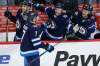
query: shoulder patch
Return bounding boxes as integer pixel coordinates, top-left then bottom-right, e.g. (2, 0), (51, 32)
(75, 11), (78, 15)
(63, 15), (68, 18)
(23, 25), (28, 30)
(91, 16), (95, 19)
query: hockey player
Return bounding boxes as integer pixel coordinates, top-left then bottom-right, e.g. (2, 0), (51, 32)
(21, 13), (54, 66)
(45, 3), (74, 40)
(33, 3), (73, 40)
(4, 1), (33, 41)
(73, 4), (96, 39)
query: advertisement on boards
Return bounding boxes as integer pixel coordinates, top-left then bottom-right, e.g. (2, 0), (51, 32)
(0, 0), (100, 66)
(0, 41), (100, 66)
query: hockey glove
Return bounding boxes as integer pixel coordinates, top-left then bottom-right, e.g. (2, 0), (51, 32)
(73, 24), (80, 33)
(45, 43), (54, 52)
(4, 10), (12, 17)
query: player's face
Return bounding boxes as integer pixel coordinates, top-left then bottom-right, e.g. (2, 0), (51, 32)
(27, 6), (32, 11)
(55, 8), (63, 15)
(82, 10), (89, 18)
(22, 5), (28, 12)
(32, 16), (39, 25)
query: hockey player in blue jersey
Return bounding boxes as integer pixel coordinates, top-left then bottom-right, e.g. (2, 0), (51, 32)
(73, 4), (96, 39)
(4, 1), (33, 41)
(33, 2), (73, 40)
(21, 13), (54, 66)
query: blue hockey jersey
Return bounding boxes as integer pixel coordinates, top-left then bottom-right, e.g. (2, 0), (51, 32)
(20, 23), (46, 56)
(7, 10), (31, 41)
(32, 4), (74, 40)
(75, 16), (96, 39)
(44, 7), (73, 40)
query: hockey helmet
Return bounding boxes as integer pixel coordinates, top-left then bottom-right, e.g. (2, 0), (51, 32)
(45, 0), (54, 3)
(55, 3), (64, 9)
(21, 1), (32, 6)
(83, 4), (93, 12)
(30, 13), (38, 22)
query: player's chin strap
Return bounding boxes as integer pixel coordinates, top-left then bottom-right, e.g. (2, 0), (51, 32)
(25, 40), (64, 66)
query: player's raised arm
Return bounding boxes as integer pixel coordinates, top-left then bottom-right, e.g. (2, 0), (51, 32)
(4, 10), (17, 23)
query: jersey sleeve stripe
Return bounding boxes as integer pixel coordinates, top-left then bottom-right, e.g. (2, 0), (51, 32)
(33, 41), (42, 46)
(88, 25), (96, 29)
(44, 29), (63, 40)
(20, 50), (39, 56)
(31, 37), (40, 42)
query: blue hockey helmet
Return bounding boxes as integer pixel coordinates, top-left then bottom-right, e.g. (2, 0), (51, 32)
(45, 0), (54, 3)
(21, 1), (32, 6)
(55, 3), (64, 9)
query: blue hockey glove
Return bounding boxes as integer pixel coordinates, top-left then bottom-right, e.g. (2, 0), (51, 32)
(45, 44), (54, 52)
(4, 10), (12, 17)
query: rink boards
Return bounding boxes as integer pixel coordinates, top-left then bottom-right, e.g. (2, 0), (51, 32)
(0, 40), (100, 66)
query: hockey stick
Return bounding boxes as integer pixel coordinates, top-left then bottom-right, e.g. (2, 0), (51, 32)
(25, 40), (64, 66)
(6, 0), (9, 42)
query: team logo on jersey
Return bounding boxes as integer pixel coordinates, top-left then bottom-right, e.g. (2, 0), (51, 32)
(79, 26), (87, 35)
(23, 25), (28, 31)
(16, 20), (21, 29)
(63, 15), (68, 18)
